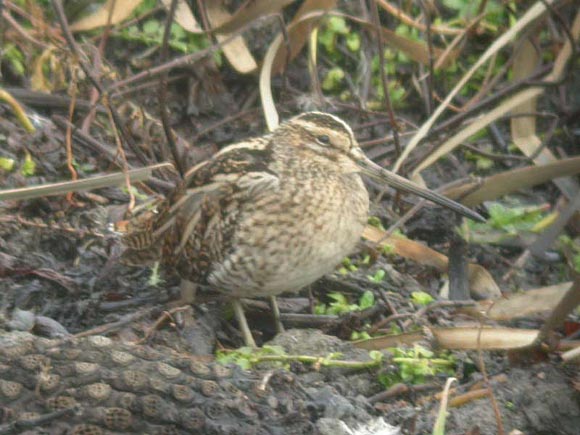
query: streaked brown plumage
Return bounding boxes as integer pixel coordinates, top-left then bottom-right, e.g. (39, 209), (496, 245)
(122, 112), (483, 346)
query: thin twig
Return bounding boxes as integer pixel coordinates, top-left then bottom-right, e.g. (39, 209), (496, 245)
(158, 0), (185, 178)
(370, 0), (401, 157)
(420, 0), (434, 115)
(50, 0), (148, 164)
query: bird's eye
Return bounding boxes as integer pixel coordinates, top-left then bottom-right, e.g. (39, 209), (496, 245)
(316, 135), (331, 145)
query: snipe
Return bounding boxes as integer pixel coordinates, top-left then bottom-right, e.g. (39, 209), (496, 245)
(122, 112), (483, 347)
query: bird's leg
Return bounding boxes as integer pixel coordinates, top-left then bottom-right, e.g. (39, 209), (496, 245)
(180, 279), (197, 304)
(232, 298), (257, 348)
(269, 296), (285, 334)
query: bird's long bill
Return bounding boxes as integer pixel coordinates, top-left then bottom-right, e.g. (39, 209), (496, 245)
(356, 154), (485, 222)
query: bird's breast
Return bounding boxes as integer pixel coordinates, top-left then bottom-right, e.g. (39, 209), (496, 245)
(208, 173), (370, 297)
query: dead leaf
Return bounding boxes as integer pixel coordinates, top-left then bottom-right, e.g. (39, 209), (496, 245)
(510, 37), (579, 200)
(463, 282), (574, 321)
(212, 0), (296, 34)
(272, 0), (337, 74)
(444, 156), (580, 207)
(362, 225), (501, 299)
(357, 20), (458, 68)
(70, 0), (143, 32)
(432, 327), (539, 350)
(206, 3), (257, 74)
(354, 326), (539, 350)
(160, 0), (202, 33)
(260, 34), (283, 131)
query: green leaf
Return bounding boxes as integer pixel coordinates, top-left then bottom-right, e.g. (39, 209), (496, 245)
(0, 157), (15, 172)
(4, 44), (25, 75)
(143, 19), (162, 36)
(411, 292), (434, 306)
(369, 350), (383, 362)
(345, 33), (361, 51)
(322, 67), (345, 91)
(328, 292), (348, 305)
(314, 304), (327, 315)
(326, 16), (349, 34)
(359, 291), (375, 309)
(380, 243), (395, 255)
(170, 23), (186, 40)
(367, 216), (385, 230)
(21, 153), (36, 176)
(368, 270), (386, 283)
(351, 330), (371, 341)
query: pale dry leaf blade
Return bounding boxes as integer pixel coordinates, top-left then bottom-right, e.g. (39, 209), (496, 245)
(160, 0), (202, 33)
(212, 0), (296, 34)
(353, 327), (539, 350)
(206, 3), (257, 74)
(362, 23), (457, 68)
(433, 377), (457, 435)
(260, 34), (282, 131)
(445, 156), (580, 206)
(431, 327), (539, 350)
(469, 282), (573, 321)
(70, 0), (143, 32)
(272, 0), (337, 74)
(511, 39), (539, 149)
(509, 15), (580, 200)
(0, 163), (173, 201)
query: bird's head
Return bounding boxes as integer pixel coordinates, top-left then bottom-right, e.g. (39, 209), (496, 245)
(272, 112), (484, 222)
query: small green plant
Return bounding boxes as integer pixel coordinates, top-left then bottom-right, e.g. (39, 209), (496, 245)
(442, 0), (506, 30)
(318, 16), (356, 55)
(21, 152), (36, 176)
(367, 269), (386, 283)
(350, 330), (371, 340)
(315, 290), (375, 315)
(367, 216), (385, 230)
(505, 401), (516, 411)
(119, 20), (221, 63)
(0, 157), (15, 172)
(379, 243), (396, 255)
(216, 345), (288, 370)
(217, 346), (383, 370)
(338, 256), (358, 275)
(359, 290), (375, 309)
(464, 149), (494, 171)
(411, 291), (434, 306)
(558, 236), (580, 273)
(122, 185), (149, 201)
(322, 67), (345, 91)
(470, 202), (549, 235)
(2, 44), (26, 77)
(317, 16), (370, 99)
(379, 345), (456, 387)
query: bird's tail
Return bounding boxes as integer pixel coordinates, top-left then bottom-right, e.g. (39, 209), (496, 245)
(115, 199), (169, 266)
